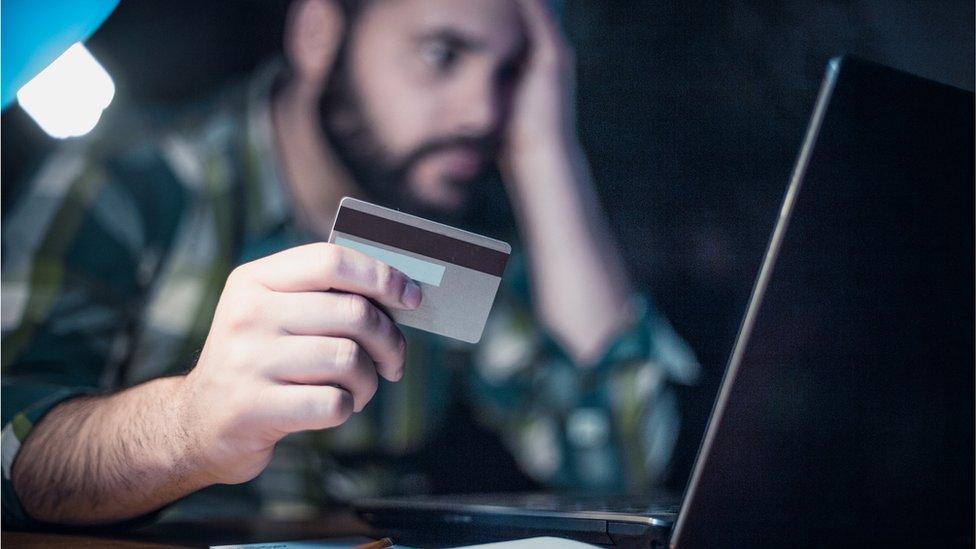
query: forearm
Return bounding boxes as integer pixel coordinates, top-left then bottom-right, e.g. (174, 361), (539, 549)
(507, 137), (634, 364)
(10, 376), (211, 525)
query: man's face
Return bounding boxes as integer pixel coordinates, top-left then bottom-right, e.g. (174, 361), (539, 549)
(323, 0), (525, 215)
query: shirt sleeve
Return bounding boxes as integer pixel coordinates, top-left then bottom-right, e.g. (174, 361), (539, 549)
(1, 147), (154, 526)
(467, 252), (700, 492)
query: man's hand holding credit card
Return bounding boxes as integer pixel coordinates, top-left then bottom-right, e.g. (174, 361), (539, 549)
(329, 197), (511, 343)
(157, 197), (507, 488)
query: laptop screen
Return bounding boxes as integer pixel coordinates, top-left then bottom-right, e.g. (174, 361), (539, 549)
(672, 57), (975, 547)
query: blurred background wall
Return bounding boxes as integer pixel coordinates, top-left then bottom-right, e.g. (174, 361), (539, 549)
(2, 0), (972, 488)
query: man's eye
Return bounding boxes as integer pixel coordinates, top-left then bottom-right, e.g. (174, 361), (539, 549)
(420, 42), (458, 72)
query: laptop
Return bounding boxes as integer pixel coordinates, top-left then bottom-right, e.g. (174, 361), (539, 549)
(355, 56), (975, 547)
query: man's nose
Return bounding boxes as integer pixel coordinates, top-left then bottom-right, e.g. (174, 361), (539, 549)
(452, 78), (500, 137)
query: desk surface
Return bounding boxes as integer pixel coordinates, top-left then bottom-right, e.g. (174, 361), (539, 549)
(3, 514), (379, 548)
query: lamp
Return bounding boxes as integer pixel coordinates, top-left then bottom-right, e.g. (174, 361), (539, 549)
(2, 0), (120, 138)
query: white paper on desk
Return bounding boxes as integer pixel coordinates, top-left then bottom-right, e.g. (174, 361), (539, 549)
(211, 537), (419, 549)
(449, 538), (601, 549)
(211, 535), (597, 549)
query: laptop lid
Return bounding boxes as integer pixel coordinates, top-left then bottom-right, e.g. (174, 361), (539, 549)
(670, 56), (975, 547)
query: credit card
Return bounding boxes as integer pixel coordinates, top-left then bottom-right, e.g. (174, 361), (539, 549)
(329, 197), (511, 344)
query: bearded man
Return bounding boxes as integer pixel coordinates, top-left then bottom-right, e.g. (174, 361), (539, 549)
(1, 0), (698, 526)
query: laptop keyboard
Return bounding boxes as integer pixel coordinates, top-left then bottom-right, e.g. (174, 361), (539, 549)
(400, 492), (681, 515)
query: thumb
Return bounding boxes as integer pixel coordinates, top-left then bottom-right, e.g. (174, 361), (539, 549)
(285, 0), (345, 88)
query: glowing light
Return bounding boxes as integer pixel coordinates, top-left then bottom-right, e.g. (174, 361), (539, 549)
(16, 42), (115, 139)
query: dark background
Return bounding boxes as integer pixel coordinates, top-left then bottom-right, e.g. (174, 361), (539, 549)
(2, 0), (973, 489)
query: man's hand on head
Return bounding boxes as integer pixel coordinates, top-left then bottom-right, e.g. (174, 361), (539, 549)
(503, 0), (579, 167)
(495, 0), (636, 366)
(180, 243), (421, 485)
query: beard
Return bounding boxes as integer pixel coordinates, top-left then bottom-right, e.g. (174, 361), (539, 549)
(318, 52), (511, 234)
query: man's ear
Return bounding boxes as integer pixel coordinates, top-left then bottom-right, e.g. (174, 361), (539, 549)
(283, 0), (344, 91)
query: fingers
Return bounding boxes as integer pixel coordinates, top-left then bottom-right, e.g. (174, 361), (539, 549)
(272, 291), (407, 381)
(269, 336), (380, 412)
(243, 243), (422, 311)
(517, 0), (569, 59)
(261, 384), (354, 433)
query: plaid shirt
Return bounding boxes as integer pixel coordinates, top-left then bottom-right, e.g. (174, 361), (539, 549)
(1, 63), (699, 524)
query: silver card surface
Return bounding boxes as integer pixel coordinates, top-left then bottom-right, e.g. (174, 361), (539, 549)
(328, 197), (511, 344)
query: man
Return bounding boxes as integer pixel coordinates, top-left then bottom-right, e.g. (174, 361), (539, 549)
(1, 0), (698, 526)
